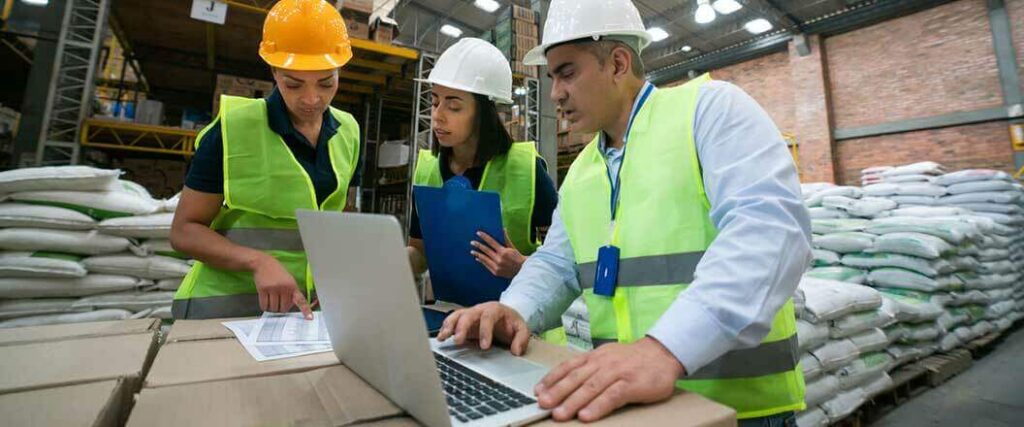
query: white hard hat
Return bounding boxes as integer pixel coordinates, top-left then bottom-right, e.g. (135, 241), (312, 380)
(523, 0), (652, 66)
(419, 38), (514, 104)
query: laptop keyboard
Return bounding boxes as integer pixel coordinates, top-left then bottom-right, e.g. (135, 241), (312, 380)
(434, 352), (538, 423)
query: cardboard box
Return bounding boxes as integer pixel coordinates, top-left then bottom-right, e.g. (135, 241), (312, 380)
(0, 332), (158, 395)
(371, 16), (399, 45)
(144, 338), (339, 389)
(0, 379), (128, 427)
(135, 332), (735, 427)
(212, 74), (274, 115)
(129, 366), (403, 427)
(511, 4), (536, 22)
(345, 15), (371, 40)
(0, 319), (158, 346)
(340, 0), (374, 15)
(163, 318), (242, 343)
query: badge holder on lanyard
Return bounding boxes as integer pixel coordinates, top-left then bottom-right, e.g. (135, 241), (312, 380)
(593, 152), (625, 298)
(591, 84), (652, 298)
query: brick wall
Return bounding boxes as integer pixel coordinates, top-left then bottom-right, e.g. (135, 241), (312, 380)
(826, 0), (1002, 129)
(710, 51), (796, 133)
(835, 122), (1017, 185)
(662, 0), (1017, 183)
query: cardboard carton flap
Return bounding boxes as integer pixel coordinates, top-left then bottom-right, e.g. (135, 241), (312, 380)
(0, 332), (158, 395)
(145, 338), (339, 389)
(129, 366), (403, 427)
(0, 319), (159, 346)
(0, 380), (124, 427)
(164, 318), (246, 343)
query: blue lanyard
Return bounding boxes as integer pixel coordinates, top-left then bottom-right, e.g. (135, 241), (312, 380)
(606, 84), (655, 222)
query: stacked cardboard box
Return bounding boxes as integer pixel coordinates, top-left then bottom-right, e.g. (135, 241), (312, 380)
(212, 74), (274, 116)
(371, 16), (399, 45)
(129, 318), (736, 427)
(118, 158), (187, 199)
(491, 3), (541, 78)
(0, 320), (160, 427)
(339, 0), (372, 40)
(556, 113), (596, 185)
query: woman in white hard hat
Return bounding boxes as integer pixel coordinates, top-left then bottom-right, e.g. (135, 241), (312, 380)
(169, 0), (361, 320)
(407, 38), (558, 286)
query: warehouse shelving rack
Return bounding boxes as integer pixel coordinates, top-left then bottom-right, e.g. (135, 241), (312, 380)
(34, 0), (112, 166)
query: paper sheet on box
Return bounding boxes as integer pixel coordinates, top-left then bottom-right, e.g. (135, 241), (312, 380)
(252, 312), (331, 344)
(221, 314), (331, 362)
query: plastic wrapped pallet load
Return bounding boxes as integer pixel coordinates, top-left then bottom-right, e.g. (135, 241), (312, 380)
(0, 228), (134, 255)
(96, 213), (173, 239)
(0, 308), (133, 328)
(0, 203), (97, 230)
(0, 166), (121, 193)
(81, 253), (191, 280)
(0, 275), (149, 299)
(0, 252), (88, 278)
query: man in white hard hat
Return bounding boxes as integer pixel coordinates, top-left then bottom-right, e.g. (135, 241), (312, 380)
(438, 0), (811, 425)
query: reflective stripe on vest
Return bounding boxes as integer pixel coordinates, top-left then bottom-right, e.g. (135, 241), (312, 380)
(412, 142), (540, 254)
(558, 74), (805, 419)
(173, 95), (360, 320)
(591, 333), (800, 380)
(577, 251), (705, 289)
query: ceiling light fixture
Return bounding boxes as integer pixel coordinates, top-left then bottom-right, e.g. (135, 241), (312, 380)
(20, 0), (49, 5)
(440, 24), (463, 38)
(647, 27), (669, 42)
(473, 0), (500, 13)
(681, 45), (693, 52)
(695, 0), (716, 24)
(712, 0), (742, 15)
(744, 18), (773, 34)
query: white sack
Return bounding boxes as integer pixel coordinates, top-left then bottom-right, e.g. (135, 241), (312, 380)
(0, 309), (133, 329)
(0, 166), (120, 193)
(813, 232), (876, 253)
(0, 274), (146, 298)
(82, 254), (191, 280)
(871, 232), (954, 259)
(0, 252), (87, 278)
(0, 228), (132, 255)
(0, 203), (97, 230)
(97, 213), (174, 239)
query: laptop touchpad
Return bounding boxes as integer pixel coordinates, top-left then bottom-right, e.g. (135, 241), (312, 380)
(450, 348), (547, 378)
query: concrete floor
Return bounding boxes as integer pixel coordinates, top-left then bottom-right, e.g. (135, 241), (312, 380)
(871, 327), (1024, 427)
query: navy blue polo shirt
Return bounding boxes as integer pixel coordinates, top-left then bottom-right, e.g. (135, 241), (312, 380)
(408, 151), (559, 242)
(186, 88), (362, 204)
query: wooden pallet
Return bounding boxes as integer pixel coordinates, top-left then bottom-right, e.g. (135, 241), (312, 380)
(966, 332), (1004, 359)
(919, 349), (973, 387)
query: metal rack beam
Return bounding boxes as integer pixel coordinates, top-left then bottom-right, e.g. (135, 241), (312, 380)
(80, 118), (197, 157)
(525, 77), (540, 144)
(35, 0), (111, 165)
(404, 52), (437, 238)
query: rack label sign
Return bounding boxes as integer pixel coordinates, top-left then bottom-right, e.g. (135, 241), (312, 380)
(191, 0), (228, 25)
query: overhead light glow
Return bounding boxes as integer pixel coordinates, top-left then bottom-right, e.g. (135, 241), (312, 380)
(20, 0), (49, 5)
(647, 27), (669, 42)
(712, 0), (742, 15)
(440, 24), (463, 38)
(681, 45), (693, 52)
(473, 0), (500, 13)
(695, 0), (716, 24)
(744, 18), (773, 34)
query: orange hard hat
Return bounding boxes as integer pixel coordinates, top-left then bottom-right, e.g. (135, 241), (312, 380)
(259, 0), (352, 71)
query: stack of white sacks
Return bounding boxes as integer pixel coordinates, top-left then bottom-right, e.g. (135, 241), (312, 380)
(0, 166), (188, 328)
(797, 163), (1024, 426)
(794, 277), (897, 427)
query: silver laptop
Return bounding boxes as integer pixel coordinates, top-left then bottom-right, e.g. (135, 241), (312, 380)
(297, 211), (551, 427)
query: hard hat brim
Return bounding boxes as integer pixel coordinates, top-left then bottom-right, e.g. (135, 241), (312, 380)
(523, 29), (653, 66)
(260, 50), (352, 71)
(415, 78), (515, 105)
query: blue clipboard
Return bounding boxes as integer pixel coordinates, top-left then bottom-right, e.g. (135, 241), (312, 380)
(413, 179), (511, 306)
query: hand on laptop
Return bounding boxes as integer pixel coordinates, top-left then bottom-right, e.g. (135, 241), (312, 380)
(252, 254), (313, 320)
(535, 337), (685, 422)
(436, 302), (531, 355)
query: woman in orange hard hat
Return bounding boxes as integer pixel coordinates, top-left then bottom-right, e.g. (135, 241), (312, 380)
(169, 0), (361, 320)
